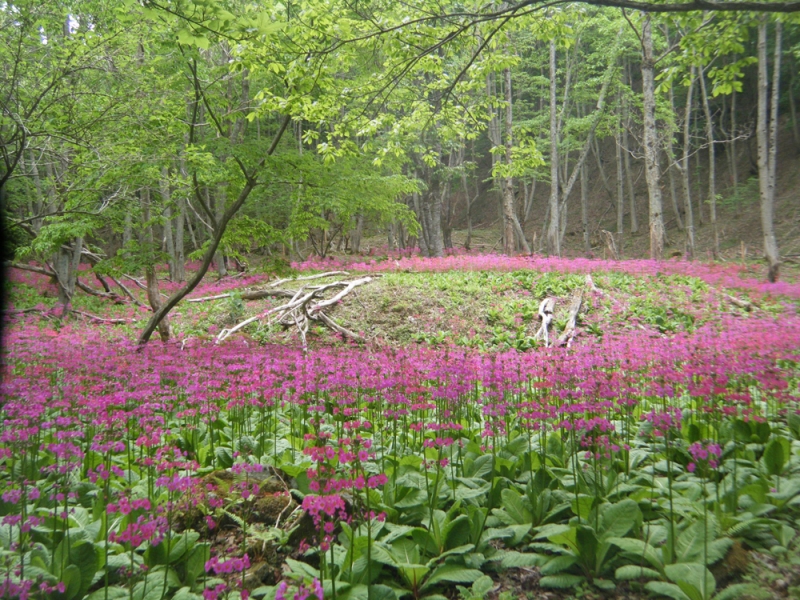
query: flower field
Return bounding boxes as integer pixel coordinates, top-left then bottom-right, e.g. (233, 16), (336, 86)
(2, 257), (800, 600)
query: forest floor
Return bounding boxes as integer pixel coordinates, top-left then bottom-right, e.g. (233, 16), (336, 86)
(6, 255), (800, 599)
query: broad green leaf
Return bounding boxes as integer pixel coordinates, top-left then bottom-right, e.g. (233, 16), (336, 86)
(615, 565), (662, 580)
(645, 581), (692, 600)
(420, 564), (482, 591)
(665, 563), (715, 600)
(763, 438), (786, 476)
(539, 574), (585, 588)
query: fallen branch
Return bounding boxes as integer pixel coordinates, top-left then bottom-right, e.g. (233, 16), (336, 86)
(268, 271), (350, 288)
(109, 275), (147, 309)
(724, 293), (757, 312)
(314, 311), (365, 342)
(557, 292), (584, 347)
(533, 297), (556, 347)
(217, 276), (372, 348)
(188, 289), (295, 303)
(73, 311), (129, 324)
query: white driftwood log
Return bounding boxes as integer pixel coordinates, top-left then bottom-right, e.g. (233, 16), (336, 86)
(534, 297), (556, 347)
(556, 292), (583, 347)
(217, 276), (372, 348)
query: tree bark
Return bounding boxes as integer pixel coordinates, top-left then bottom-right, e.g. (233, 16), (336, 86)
(641, 15), (665, 260)
(667, 81), (684, 232)
(211, 187), (228, 277)
(698, 69), (719, 258)
(53, 237), (83, 317)
(680, 66), (697, 259)
(547, 40), (561, 256)
(160, 167), (176, 280)
(623, 61), (639, 234)
(615, 128), (626, 253)
(174, 191), (186, 283)
(581, 160), (591, 255)
(757, 18), (781, 282)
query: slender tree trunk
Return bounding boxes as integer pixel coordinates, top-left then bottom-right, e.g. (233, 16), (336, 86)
(141, 187), (171, 341)
(681, 67), (696, 259)
(211, 187), (227, 277)
(730, 85), (739, 186)
(789, 57), (799, 153)
(581, 160), (591, 255)
(547, 40), (561, 256)
(426, 190), (444, 257)
(461, 169), (474, 250)
(26, 151), (44, 234)
(693, 106), (705, 226)
(615, 128), (626, 252)
(501, 67), (528, 254)
(352, 213), (364, 253)
(667, 82), (684, 232)
(699, 70), (718, 258)
(174, 193), (186, 283)
(757, 19), (781, 282)
(623, 61), (638, 234)
(160, 167), (176, 280)
(641, 16), (664, 260)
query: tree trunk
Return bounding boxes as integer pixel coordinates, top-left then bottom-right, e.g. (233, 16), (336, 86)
(790, 58), (799, 153)
(667, 81), (684, 232)
(211, 187), (227, 277)
(623, 61), (638, 234)
(53, 237), (83, 317)
(160, 167), (176, 280)
(352, 213), (364, 253)
(141, 187), (171, 341)
(425, 190), (444, 257)
(547, 40), (560, 256)
(757, 19), (781, 282)
(462, 169), (475, 250)
(730, 85), (739, 186)
(641, 16), (664, 260)
(174, 192), (186, 283)
(615, 129), (625, 253)
(501, 67), (526, 254)
(698, 70), (718, 258)
(581, 160), (591, 255)
(680, 67), (696, 259)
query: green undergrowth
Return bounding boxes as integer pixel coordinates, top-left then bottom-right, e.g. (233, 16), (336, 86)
(226, 269), (760, 351)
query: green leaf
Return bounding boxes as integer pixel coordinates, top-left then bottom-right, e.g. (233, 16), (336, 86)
(500, 488), (529, 525)
(645, 581), (692, 600)
(172, 588), (204, 600)
(615, 565), (662, 580)
(86, 587), (128, 600)
(62, 564), (82, 600)
(420, 564), (482, 591)
(712, 583), (752, 600)
(541, 554), (577, 575)
(763, 438), (786, 476)
(539, 574), (585, 588)
(608, 537), (663, 571)
(215, 447), (234, 468)
(665, 563), (715, 600)
(444, 515), (473, 550)
(499, 551), (544, 568)
(600, 500), (640, 539)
